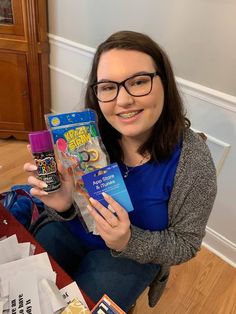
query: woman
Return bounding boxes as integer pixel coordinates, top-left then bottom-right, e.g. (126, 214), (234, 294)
(24, 31), (217, 312)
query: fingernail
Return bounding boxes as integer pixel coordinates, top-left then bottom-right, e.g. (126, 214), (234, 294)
(89, 197), (95, 203)
(41, 182), (48, 188)
(30, 165), (37, 171)
(87, 205), (93, 212)
(102, 192), (109, 198)
(108, 204), (115, 213)
(40, 190), (48, 195)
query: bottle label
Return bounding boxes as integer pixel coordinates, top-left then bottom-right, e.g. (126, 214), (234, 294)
(33, 151), (61, 192)
(35, 156), (57, 175)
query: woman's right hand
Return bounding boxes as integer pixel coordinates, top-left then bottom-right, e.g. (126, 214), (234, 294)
(23, 159), (74, 212)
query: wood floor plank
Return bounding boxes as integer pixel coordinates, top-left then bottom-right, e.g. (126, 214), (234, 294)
(1, 138), (236, 313)
(0, 138), (31, 192)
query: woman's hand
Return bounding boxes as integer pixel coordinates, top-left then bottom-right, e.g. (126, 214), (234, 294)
(87, 192), (131, 251)
(23, 158), (74, 212)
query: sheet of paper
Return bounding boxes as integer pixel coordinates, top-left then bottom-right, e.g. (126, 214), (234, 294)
(9, 271), (41, 314)
(60, 282), (87, 308)
(39, 279), (66, 314)
(0, 235), (21, 264)
(3, 265), (56, 312)
(0, 237), (88, 314)
(0, 252), (52, 278)
(8, 271), (67, 314)
(0, 253), (54, 303)
(19, 242), (31, 258)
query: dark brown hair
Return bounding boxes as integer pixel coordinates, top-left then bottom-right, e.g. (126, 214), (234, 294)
(85, 30), (190, 162)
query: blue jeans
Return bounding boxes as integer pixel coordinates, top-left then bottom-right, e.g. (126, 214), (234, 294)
(35, 221), (160, 312)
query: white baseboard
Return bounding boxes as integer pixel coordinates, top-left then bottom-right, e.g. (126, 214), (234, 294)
(203, 227), (236, 268)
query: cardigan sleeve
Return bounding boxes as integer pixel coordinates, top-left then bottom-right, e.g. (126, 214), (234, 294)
(111, 131), (217, 266)
(45, 204), (77, 221)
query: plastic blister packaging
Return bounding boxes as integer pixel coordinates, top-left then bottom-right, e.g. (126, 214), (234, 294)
(45, 109), (110, 233)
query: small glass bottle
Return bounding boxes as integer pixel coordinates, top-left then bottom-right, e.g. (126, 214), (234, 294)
(29, 130), (61, 192)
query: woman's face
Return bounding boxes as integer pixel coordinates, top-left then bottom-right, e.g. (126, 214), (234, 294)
(97, 49), (164, 142)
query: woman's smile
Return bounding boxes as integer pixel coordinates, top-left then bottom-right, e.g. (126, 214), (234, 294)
(116, 109), (143, 121)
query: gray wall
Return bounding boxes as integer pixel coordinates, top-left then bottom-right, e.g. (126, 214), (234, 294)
(48, 0), (236, 97)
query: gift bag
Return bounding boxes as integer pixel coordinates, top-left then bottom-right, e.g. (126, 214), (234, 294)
(0, 185), (44, 230)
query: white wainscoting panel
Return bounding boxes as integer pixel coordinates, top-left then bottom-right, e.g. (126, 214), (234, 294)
(50, 68), (85, 113)
(49, 34), (94, 112)
(178, 84), (236, 267)
(191, 127), (231, 176)
(48, 33), (236, 267)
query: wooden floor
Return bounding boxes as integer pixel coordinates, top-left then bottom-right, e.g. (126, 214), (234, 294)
(1, 138), (236, 314)
(0, 138), (32, 193)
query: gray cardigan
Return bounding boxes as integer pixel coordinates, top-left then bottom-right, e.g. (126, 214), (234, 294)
(112, 128), (217, 306)
(35, 128), (217, 307)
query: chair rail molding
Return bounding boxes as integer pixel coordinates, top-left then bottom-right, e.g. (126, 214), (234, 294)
(48, 33), (236, 112)
(176, 77), (236, 113)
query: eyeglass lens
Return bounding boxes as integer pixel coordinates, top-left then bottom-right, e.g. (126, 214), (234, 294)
(95, 74), (153, 102)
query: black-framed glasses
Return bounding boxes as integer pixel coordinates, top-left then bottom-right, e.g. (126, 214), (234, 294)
(91, 71), (160, 103)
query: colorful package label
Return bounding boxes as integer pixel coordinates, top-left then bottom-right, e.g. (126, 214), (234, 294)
(82, 163), (134, 213)
(47, 110), (97, 128)
(91, 294), (126, 314)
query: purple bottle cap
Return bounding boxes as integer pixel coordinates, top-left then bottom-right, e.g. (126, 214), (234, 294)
(29, 130), (54, 153)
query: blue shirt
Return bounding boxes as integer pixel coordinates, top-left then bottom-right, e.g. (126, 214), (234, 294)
(66, 143), (182, 249)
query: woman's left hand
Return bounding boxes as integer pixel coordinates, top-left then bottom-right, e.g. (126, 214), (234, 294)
(87, 192), (131, 252)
